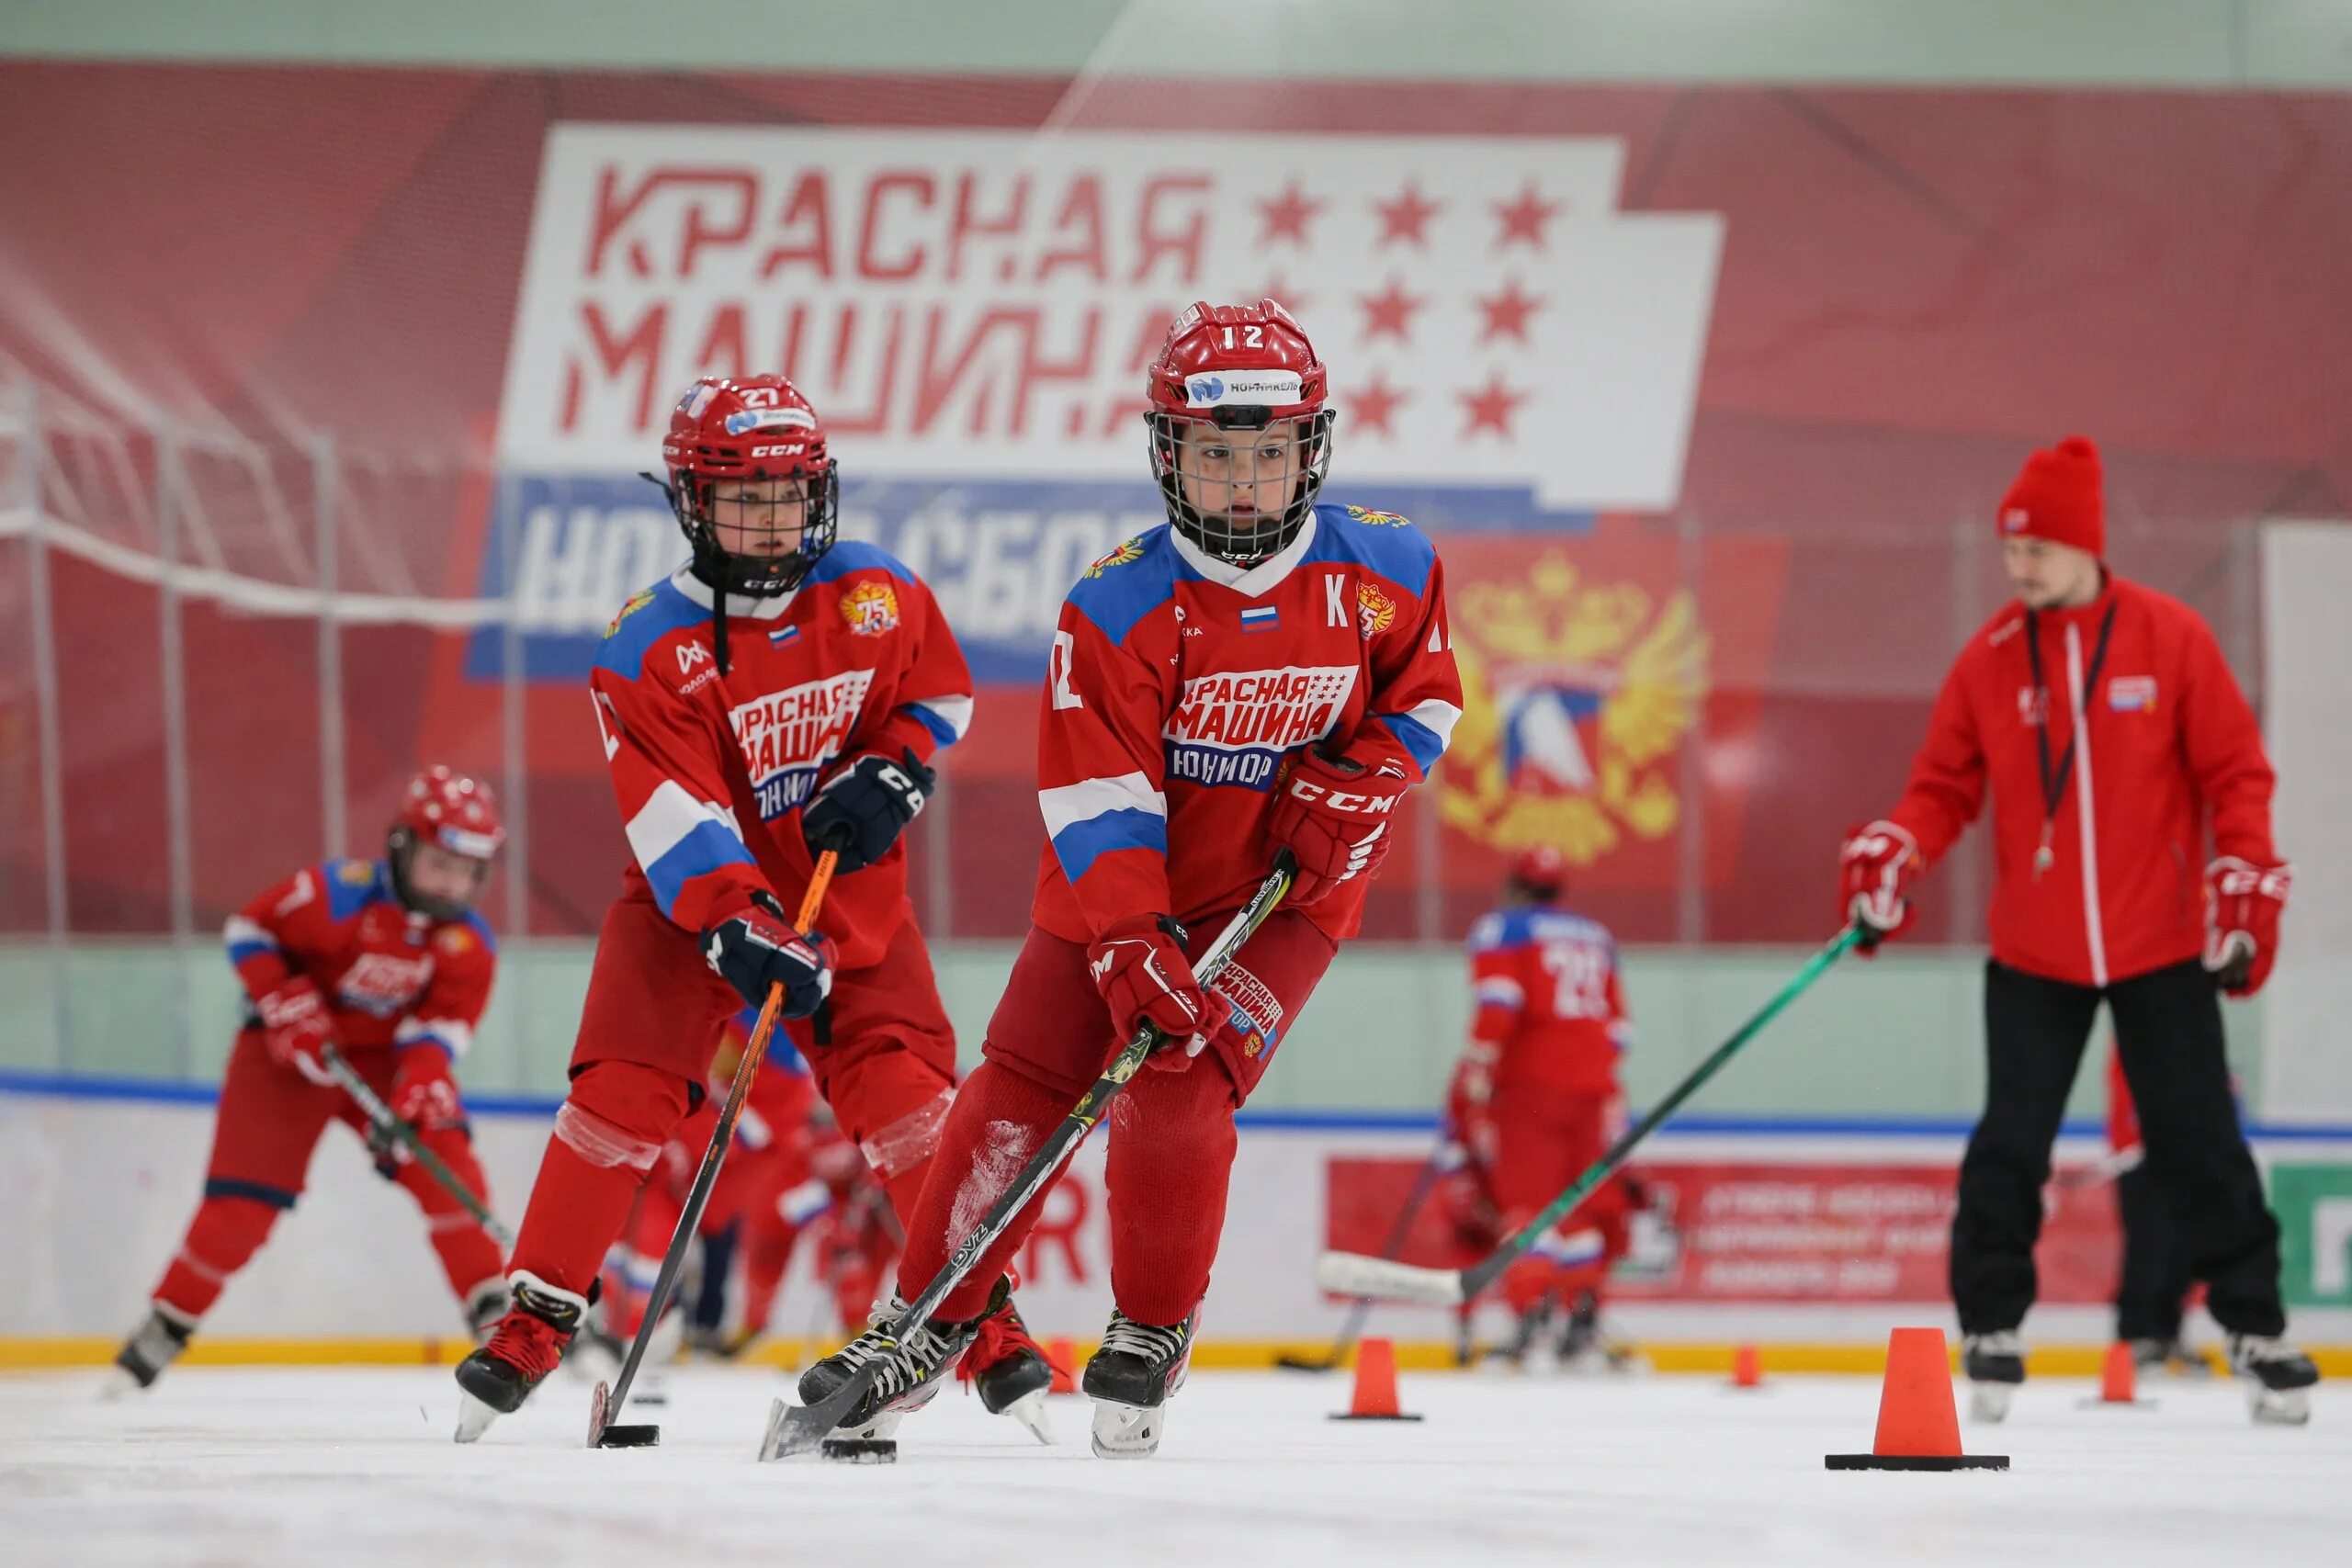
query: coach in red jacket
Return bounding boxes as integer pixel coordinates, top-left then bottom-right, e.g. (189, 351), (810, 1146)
(1838, 435), (2316, 1423)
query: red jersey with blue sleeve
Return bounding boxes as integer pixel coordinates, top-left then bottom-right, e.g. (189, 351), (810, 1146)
(590, 545), (972, 971)
(221, 858), (497, 1058)
(1464, 903), (1629, 1099)
(1032, 501), (1463, 943)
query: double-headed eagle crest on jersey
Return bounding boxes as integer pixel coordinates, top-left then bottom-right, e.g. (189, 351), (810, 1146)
(1439, 552), (1709, 865)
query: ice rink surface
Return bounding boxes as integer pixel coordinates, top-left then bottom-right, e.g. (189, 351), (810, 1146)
(5, 1363), (2346, 1568)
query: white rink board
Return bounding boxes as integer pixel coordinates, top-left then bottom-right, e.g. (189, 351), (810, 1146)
(9, 1366), (2352, 1568)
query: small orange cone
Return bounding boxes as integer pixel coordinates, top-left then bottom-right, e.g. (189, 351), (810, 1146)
(1730, 1343), (1764, 1390)
(2076, 1339), (2156, 1409)
(1329, 1336), (1423, 1422)
(1046, 1337), (1077, 1395)
(1826, 1327), (2007, 1471)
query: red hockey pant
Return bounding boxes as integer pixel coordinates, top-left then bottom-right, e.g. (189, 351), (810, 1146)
(1487, 1089), (1632, 1314)
(508, 893), (954, 1299)
(895, 909), (1335, 1327)
(153, 1032), (504, 1322)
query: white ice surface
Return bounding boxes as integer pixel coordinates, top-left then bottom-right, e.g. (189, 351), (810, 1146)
(5, 1365), (2346, 1568)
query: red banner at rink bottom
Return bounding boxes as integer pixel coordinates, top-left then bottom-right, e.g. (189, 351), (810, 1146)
(1326, 1154), (2124, 1304)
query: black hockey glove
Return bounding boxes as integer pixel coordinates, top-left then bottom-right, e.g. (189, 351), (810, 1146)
(700, 888), (837, 1020)
(801, 747), (935, 873)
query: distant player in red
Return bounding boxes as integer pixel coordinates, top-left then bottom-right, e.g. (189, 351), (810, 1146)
(455, 375), (1051, 1440)
(109, 767), (509, 1393)
(1446, 845), (1638, 1371)
(802, 299), (1464, 1458)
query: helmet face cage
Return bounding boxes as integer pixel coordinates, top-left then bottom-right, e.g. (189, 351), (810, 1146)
(670, 460), (841, 597)
(386, 826), (492, 922)
(1148, 406), (1335, 567)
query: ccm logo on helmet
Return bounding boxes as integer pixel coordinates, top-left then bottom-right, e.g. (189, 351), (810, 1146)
(1283, 776), (1400, 816)
(750, 443), (808, 458)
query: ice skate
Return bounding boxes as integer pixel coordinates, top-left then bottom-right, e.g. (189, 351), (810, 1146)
(1487, 1297), (1557, 1374)
(2129, 1336), (2212, 1379)
(1555, 1290), (1645, 1376)
(1084, 1309), (1196, 1460)
(452, 1272), (587, 1443)
(463, 1278), (510, 1344)
(1962, 1330), (2025, 1423)
(103, 1303), (196, 1398)
(960, 1291), (1057, 1445)
(769, 1277), (1008, 1455)
(2228, 1333), (2318, 1426)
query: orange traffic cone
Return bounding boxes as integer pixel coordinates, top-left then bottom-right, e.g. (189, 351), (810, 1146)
(1046, 1337), (1078, 1395)
(1329, 1336), (1423, 1422)
(1826, 1327), (2007, 1471)
(1729, 1343), (1764, 1390)
(2078, 1340), (2154, 1409)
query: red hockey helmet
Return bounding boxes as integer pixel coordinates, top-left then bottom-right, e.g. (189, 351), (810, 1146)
(656, 374), (840, 598)
(1145, 299), (1334, 566)
(387, 765), (503, 920)
(1510, 844), (1569, 903)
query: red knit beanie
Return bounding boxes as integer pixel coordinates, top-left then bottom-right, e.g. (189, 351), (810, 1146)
(1996, 435), (2105, 557)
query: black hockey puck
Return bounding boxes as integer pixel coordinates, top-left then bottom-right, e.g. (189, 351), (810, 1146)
(820, 1437), (899, 1464)
(1825, 1452), (2007, 1471)
(596, 1423), (662, 1448)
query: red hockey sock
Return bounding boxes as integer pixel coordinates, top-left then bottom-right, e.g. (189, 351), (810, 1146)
(153, 1192), (284, 1320)
(894, 1060), (1069, 1321)
(1103, 1055), (1238, 1326)
(508, 1061), (693, 1297)
(395, 1134), (506, 1302)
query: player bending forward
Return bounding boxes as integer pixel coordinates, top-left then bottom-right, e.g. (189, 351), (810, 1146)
(800, 299), (1464, 1458)
(111, 768), (509, 1392)
(455, 375), (1052, 1439)
(1448, 845), (1640, 1372)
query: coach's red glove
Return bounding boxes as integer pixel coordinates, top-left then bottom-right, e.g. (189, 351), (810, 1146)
(701, 888), (837, 1021)
(255, 978), (338, 1086)
(1087, 914), (1213, 1068)
(1838, 820), (1921, 953)
(2204, 856), (2290, 998)
(1268, 749), (1410, 907)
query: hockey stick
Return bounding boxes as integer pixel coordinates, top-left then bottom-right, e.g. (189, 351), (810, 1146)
(1315, 923), (1865, 1307)
(321, 1044), (514, 1250)
(760, 851), (1297, 1461)
(589, 847), (841, 1449)
(1274, 1134), (1456, 1372)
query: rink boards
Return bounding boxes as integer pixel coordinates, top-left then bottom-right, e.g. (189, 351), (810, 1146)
(4, 1079), (2350, 1369)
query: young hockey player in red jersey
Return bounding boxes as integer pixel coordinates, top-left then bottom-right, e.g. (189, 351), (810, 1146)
(109, 767), (509, 1392)
(800, 299), (1464, 1458)
(1446, 845), (1639, 1371)
(455, 375), (1052, 1439)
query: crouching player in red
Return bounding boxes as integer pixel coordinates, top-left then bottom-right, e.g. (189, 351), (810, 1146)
(110, 768), (509, 1392)
(801, 299), (1464, 1458)
(1447, 845), (1640, 1372)
(455, 375), (1051, 1439)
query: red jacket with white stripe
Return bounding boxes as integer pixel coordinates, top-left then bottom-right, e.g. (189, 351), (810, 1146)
(1879, 574), (2276, 987)
(222, 859), (495, 1059)
(1464, 903), (1629, 1099)
(1031, 502), (1463, 944)
(590, 547), (971, 969)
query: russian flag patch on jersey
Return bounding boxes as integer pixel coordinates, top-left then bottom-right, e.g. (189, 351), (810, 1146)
(2108, 675), (2157, 713)
(1239, 604), (1281, 634)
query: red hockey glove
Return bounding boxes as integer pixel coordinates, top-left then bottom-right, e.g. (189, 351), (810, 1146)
(372, 1043), (467, 1176)
(1838, 820), (1921, 953)
(1087, 914), (1213, 1068)
(2204, 856), (2290, 998)
(701, 888), (837, 1021)
(1268, 749), (1411, 907)
(255, 978), (338, 1086)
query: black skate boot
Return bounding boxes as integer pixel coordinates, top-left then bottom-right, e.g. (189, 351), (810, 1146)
(1555, 1289), (1640, 1375)
(1491, 1295), (1557, 1372)
(959, 1290), (1058, 1444)
(1962, 1330), (2026, 1423)
(1083, 1308), (1197, 1459)
(2228, 1333), (2318, 1426)
(768, 1277), (1009, 1455)
(105, 1303), (196, 1397)
(452, 1271), (587, 1443)
(2129, 1336), (2211, 1379)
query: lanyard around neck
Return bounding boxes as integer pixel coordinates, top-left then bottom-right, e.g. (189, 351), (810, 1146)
(2024, 600), (2118, 875)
